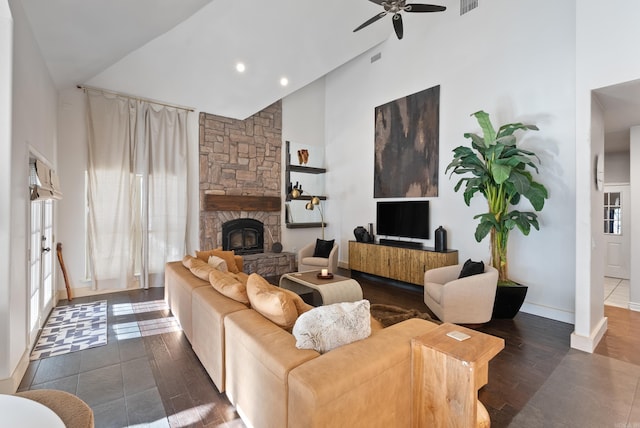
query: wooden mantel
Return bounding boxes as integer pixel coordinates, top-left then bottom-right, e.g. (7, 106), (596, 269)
(204, 195), (281, 212)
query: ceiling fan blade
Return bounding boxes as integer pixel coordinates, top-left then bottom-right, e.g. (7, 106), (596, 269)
(405, 4), (447, 12)
(393, 13), (404, 39)
(354, 12), (387, 32)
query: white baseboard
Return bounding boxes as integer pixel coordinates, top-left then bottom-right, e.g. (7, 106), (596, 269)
(0, 349), (30, 394)
(519, 301), (575, 324)
(56, 284), (158, 300)
(570, 316), (608, 353)
(628, 301), (640, 312)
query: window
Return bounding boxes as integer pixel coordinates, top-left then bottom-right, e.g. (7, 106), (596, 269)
(604, 192), (622, 235)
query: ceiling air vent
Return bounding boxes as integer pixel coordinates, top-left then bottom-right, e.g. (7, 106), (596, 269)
(460, 0), (478, 15)
(371, 52), (382, 63)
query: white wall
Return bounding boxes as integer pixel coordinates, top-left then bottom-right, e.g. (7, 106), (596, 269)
(605, 151), (630, 184)
(281, 77), (328, 257)
(573, 0), (640, 351)
(629, 127), (640, 308)
(0, 0), (14, 387)
(1, 0), (58, 392)
(56, 89), (90, 291)
(323, 0), (577, 322)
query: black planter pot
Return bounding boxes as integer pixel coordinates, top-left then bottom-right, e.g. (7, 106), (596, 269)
(492, 284), (528, 319)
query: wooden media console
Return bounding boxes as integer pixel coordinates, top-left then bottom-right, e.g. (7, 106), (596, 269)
(348, 241), (458, 286)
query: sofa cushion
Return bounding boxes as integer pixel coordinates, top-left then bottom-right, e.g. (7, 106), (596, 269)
(246, 273), (310, 330)
(209, 269), (249, 305)
(207, 255), (229, 273)
(292, 300), (372, 354)
(196, 249), (240, 274)
(312, 239), (335, 258)
(300, 256), (331, 268)
(459, 259), (485, 278)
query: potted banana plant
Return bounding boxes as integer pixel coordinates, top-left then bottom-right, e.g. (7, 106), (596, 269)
(446, 111), (549, 318)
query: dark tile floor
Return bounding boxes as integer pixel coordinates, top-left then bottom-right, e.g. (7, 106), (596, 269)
(18, 287), (241, 428)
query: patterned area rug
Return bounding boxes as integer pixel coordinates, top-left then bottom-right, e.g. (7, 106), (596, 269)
(30, 300), (107, 360)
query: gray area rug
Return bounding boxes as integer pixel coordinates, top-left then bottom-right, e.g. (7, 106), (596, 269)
(30, 300), (107, 360)
(510, 350), (640, 427)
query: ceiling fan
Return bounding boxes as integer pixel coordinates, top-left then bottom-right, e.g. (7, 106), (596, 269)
(354, 0), (446, 40)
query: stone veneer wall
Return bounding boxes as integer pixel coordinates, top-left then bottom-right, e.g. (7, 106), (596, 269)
(199, 101), (282, 251)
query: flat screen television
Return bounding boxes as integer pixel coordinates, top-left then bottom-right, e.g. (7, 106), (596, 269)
(376, 201), (430, 240)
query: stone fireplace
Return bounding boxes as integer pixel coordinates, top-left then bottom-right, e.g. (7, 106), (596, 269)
(199, 101), (282, 251)
(222, 218), (264, 255)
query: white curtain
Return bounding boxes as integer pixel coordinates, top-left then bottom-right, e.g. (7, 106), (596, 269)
(86, 91), (188, 289)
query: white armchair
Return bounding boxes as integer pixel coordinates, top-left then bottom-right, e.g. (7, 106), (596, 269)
(297, 242), (339, 273)
(424, 263), (498, 324)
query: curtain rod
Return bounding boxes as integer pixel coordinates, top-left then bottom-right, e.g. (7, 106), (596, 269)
(76, 84), (195, 112)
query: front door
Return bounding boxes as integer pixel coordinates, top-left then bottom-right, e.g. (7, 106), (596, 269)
(604, 185), (630, 279)
(28, 199), (55, 343)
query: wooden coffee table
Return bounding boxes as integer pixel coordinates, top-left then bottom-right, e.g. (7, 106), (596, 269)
(279, 271), (363, 306)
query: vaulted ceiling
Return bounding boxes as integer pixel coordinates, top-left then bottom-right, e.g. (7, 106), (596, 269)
(19, 0), (640, 145)
(20, 0), (393, 118)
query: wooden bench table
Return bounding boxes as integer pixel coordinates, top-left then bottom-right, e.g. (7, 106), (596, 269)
(411, 322), (504, 427)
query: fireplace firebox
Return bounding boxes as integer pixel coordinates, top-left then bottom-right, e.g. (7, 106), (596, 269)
(222, 218), (264, 255)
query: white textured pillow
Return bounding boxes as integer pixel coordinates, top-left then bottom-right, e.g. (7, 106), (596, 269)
(208, 255), (228, 273)
(293, 300), (371, 353)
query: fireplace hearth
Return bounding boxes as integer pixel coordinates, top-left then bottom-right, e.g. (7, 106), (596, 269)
(222, 218), (264, 255)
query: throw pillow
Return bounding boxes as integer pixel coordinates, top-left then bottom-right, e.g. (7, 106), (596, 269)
(292, 300), (371, 354)
(246, 273), (310, 330)
(231, 272), (250, 286)
(195, 249), (240, 274)
(209, 269), (249, 305)
(459, 259), (485, 278)
(207, 255), (228, 273)
(182, 255), (196, 269)
(312, 239), (335, 258)
(189, 258), (215, 281)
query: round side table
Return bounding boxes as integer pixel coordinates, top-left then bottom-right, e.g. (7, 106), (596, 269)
(0, 393), (65, 428)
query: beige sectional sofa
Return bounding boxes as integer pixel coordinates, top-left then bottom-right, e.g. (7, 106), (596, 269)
(165, 253), (440, 428)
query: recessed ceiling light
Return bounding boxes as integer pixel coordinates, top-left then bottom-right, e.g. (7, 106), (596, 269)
(236, 62), (246, 73)
(280, 77), (289, 87)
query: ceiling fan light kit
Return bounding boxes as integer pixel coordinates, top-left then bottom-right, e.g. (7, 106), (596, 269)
(354, 0), (446, 40)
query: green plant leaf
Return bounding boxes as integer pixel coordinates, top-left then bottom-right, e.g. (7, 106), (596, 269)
(491, 163), (511, 184)
(463, 188), (478, 206)
(497, 123), (538, 138)
(474, 220), (494, 242)
(472, 111), (496, 147)
(495, 135), (516, 147)
(524, 182), (548, 211)
(506, 211), (540, 234)
(509, 170), (531, 195)
(464, 133), (486, 152)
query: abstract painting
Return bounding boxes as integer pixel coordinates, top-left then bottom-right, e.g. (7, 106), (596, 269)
(374, 85), (440, 198)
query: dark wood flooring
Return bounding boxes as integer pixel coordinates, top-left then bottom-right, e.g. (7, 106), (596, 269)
(353, 270), (574, 427)
(22, 270), (634, 427)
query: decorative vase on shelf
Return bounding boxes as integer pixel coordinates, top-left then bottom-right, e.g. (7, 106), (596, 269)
(435, 226), (447, 252)
(354, 226), (367, 242)
(297, 149), (309, 165)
